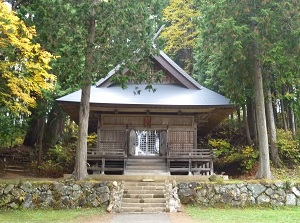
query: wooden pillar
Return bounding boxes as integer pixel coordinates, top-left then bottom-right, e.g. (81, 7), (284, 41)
(193, 123), (197, 152)
(210, 159), (214, 175)
(188, 158), (192, 175)
(97, 114), (101, 149)
(166, 126), (170, 174)
(101, 158), (105, 175)
(125, 127), (129, 157)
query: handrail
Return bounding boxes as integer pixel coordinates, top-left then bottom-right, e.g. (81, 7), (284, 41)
(167, 148), (213, 158)
(87, 142), (126, 158)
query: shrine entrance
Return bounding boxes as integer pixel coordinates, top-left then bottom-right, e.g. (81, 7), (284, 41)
(134, 130), (160, 155)
(128, 130), (166, 156)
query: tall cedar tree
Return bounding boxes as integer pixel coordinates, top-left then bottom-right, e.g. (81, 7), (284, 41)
(195, 0), (300, 179)
(18, 0), (165, 180)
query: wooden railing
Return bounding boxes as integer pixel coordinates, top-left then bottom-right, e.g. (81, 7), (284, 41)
(167, 147), (213, 159)
(87, 142), (126, 174)
(167, 146), (214, 175)
(87, 142), (126, 159)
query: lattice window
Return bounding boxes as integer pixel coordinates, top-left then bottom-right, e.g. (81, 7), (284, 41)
(101, 130), (126, 142)
(168, 131), (194, 155)
(135, 130), (160, 155)
(99, 130), (126, 152)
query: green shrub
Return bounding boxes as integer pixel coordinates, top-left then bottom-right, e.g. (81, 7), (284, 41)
(31, 145), (75, 177)
(240, 146), (259, 172)
(208, 139), (231, 157)
(87, 133), (97, 148)
(38, 160), (64, 178)
(276, 129), (300, 167)
(209, 138), (258, 174)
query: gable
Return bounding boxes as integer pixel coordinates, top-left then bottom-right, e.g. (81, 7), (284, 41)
(96, 51), (201, 90)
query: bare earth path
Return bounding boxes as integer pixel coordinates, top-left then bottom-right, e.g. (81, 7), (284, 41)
(75, 209), (197, 223)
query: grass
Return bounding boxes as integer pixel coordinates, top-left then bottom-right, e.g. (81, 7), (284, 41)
(186, 206), (300, 223)
(0, 207), (106, 223)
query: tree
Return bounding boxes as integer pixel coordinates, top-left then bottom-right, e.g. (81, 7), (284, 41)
(19, 0), (165, 180)
(0, 2), (55, 115)
(161, 0), (200, 74)
(195, 0), (300, 179)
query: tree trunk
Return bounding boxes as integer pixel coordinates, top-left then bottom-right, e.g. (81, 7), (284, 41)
(281, 99), (288, 131)
(290, 107), (296, 138)
(253, 39), (272, 179)
(237, 107), (241, 129)
(266, 88), (279, 168)
(38, 116), (46, 165)
(252, 102), (258, 147)
(287, 86), (296, 137)
(23, 113), (42, 147)
(243, 105), (253, 145)
(73, 1), (96, 181)
(246, 98), (257, 144)
(44, 104), (66, 147)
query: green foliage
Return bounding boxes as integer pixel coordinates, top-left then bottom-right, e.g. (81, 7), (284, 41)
(35, 160), (64, 178)
(209, 138), (258, 174)
(161, 0), (200, 73)
(272, 166), (300, 181)
(276, 129), (300, 166)
(0, 108), (28, 147)
(240, 146), (259, 172)
(87, 133), (97, 148)
(32, 145), (75, 177)
(0, 2), (56, 115)
(208, 139), (231, 157)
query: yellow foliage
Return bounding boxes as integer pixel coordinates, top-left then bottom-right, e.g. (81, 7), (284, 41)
(161, 0), (200, 54)
(0, 3), (56, 114)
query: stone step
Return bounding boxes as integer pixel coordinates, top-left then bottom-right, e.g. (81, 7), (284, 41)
(126, 164), (167, 170)
(125, 172), (169, 176)
(125, 158), (168, 175)
(127, 158), (166, 162)
(121, 180), (167, 213)
(123, 185), (165, 190)
(4, 165), (26, 172)
(123, 193), (165, 199)
(124, 189), (165, 195)
(124, 182), (165, 186)
(121, 202), (166, 208)
(122, 197), (166, 203)
(4, 168), (26, 172)
(126, 159), (166, 165)
(120, 206), (166, 213)
(125, 169), (167, 173)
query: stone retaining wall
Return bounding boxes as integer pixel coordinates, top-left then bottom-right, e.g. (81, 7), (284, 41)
(0, 180), (110, 209)
(178, 181), (300, 207)
(2, 180), (300, 209)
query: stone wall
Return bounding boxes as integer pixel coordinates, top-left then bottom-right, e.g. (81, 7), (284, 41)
(0, 180), (110, 209)
(178, 181), (300, 207)
(2, 180), (300, 210)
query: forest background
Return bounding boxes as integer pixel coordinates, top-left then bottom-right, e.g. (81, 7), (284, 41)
(0, 0), (299, 180)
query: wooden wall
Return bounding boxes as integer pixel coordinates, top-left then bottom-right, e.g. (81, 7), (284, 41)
(97, 114), (197, 154)
(101, 114), (194, 128)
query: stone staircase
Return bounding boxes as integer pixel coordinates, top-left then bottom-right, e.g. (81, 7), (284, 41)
(121, 181), (167, 213)
(125, 158), (168, 175)
(4, 164), (26, 173)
